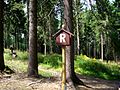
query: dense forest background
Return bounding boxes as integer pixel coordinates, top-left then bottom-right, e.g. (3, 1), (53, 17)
(0, 0), (120, 89)
(3, 0), (120, 62)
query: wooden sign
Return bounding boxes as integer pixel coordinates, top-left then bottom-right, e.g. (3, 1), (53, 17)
(53, 29), (74, 46)
(53, 29), (74, 90)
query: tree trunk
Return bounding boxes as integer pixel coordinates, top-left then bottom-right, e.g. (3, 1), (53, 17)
(0, 0), (5, 71)
(89, 43), (91, 57)
(101, 32), (103, 61)
(4, 27), (7, 48)
(76, 19), (80, 55)
(28, 0), (38, 77)
(87, 41), (89, 56)
(15, 27), (17, 49)
(63, 0), (84, 88)
(26, 0), (29, 51)
(44, 38), (47, 55)
(48, 16), (53, 54)
(43, 26), (47, 56)
(93, 40), (96, 58)
(75, 0), (80, 55)
(59, 0), (63, 28)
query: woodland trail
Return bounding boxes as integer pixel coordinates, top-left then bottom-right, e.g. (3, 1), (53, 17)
(0, 67), (119, 90)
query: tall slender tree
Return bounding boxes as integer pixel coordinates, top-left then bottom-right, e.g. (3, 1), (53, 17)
(0, 0), (5, 71)
(28, 0), (38, 77)
(100, 32), (104, 61)
(74, 0), (80, 55)
(63, 0), (84, 89)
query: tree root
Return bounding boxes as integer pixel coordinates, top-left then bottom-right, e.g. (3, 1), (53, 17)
(4, 66), (15, 74)
(66, 73), (92, 90)
(73, 74), (92, 89)
(66, 78), (76, 90)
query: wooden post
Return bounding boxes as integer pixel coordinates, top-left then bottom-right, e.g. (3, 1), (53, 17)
(62, 46), (66, 90)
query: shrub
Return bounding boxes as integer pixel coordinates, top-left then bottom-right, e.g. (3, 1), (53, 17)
(38, 54), (62, 68)
(4, 49), (28, 61)
(4, 53), (12, 60)
(16, 51), (28, 61)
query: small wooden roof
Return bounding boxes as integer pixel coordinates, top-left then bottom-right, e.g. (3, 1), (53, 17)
(53, 29), (74, 37)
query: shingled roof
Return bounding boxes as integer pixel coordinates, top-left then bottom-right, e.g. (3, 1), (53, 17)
(53, 29), (74, 37)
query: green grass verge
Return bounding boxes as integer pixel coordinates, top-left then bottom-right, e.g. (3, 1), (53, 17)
(4, 49), (120, 80)
(75, 55), (120, 80)
(4, 49), (53, 77)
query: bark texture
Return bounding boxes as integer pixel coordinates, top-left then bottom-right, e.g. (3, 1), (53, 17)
(63, 0), (84, 89)
(28, 0), (38, 77)
(0, 0), (5, 71)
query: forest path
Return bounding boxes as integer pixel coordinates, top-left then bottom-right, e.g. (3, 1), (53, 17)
(76, 74), (120, 90)
(0, 66), (119, 90)
(38, 65), (120, 90)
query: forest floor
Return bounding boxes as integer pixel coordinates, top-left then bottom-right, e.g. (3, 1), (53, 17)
(0, 66), (120, 90)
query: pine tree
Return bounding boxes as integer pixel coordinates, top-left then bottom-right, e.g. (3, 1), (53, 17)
(0, 0), (5, 71)
(28, 0), (38, 77)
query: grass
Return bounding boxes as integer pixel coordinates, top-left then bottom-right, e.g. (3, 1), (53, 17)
(39, 70), (53, 77)
(4, 49), (120, 80)
(38, 53), (62, 68)
(5, 60), (28, 73)
(75, 55), (120, 80)
(4, 49), (53, 77)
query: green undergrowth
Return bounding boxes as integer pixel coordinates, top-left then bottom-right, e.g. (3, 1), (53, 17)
(38, 70), (53, 77)
(4, 49), (120, 80)
(4, 49), (53, 77)
(5, 60), (28, 73)
(75, 55), (120, 80)
(4, 49), (28, 61)
(5, 59), (53, 77)
(38, 53), (62, 68)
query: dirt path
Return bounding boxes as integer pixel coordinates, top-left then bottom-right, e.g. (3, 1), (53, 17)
(0, 73), (61, 90)
(76, 74), (120, 90)
(0, 68), (120, 90)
